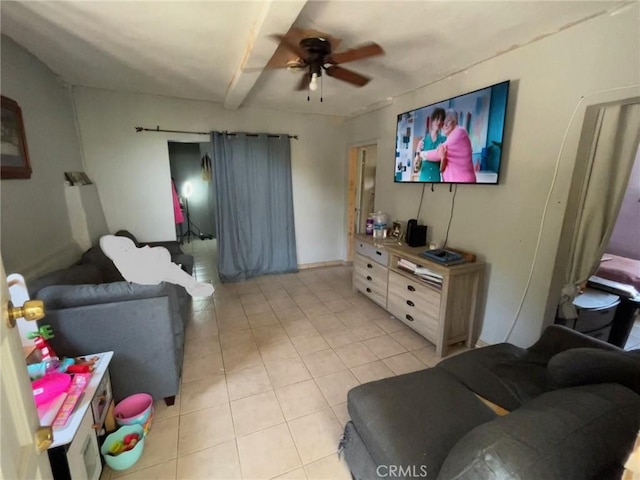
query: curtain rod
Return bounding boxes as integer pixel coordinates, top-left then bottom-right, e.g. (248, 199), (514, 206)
(134, 126), (298, 140)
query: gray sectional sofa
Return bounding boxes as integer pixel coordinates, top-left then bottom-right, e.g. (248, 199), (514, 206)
(30, 231), (194, 405)
(341, 325), (640, 480)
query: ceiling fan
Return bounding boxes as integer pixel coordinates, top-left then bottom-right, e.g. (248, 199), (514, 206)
(269, 29), (384, 94)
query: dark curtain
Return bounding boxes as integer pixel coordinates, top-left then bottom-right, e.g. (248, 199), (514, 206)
(211, 132), (298, 282)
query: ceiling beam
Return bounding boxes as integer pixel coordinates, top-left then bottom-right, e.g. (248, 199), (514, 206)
(224, 0), (307, 110)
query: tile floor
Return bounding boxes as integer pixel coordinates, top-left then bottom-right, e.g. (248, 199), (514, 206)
(99, 238), (640, 479)
(100, 239), (464, 480)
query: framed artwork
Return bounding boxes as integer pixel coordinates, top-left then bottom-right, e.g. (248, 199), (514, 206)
(1, 95), (31, 179)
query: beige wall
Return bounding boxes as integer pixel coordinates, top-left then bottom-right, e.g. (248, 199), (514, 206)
(345, 7), (640, 346)
(72, 87), (348, 265)
(0, 36), (90, 277)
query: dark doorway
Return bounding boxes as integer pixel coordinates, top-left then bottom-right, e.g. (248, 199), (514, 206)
(168, 141), (216, 241)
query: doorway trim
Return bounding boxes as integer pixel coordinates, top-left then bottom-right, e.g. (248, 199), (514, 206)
(346, 138), (379, 262)
(542, 89), (640, 331)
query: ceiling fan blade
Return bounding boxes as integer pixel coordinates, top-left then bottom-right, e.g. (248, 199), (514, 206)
(295, 72), (311, 91)
(328, 42), (384, 65)
(324, 65), (370, 87)
(270, 34), (307, 60)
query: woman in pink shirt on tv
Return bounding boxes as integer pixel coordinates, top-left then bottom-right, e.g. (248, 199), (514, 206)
(419, 109), (476, 183)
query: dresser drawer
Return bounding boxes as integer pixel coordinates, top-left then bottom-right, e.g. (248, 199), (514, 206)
(354, 267), (387, 292)
(388, 271), (441, 316)
(355, 254), (388, 283)
(353, 253), (388, 308)
(354, 275), (387, 308)
(355, 241), (389, 266)
(387, 296), (438, 343)
(387, 270), (440, 343)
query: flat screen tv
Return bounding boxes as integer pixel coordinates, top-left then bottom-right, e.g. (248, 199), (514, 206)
(394, 80), (510, 184)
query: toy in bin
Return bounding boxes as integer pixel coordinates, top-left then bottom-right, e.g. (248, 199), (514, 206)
(114, 393), (154, 436)
(101, 424), (145, 471)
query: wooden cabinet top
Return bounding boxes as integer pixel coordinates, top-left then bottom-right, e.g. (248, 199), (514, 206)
(354, 234), (484, 275)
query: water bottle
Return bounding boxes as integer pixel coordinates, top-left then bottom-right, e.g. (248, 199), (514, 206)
(372, 212), (387, 240)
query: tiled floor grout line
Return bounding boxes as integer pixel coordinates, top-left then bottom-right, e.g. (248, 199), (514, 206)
(166, 240), (426, 478)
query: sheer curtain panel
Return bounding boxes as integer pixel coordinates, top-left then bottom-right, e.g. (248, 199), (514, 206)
(559, 102), (640, 319)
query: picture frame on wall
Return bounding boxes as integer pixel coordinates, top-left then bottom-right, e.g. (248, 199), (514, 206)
(1, 95), (32, 179)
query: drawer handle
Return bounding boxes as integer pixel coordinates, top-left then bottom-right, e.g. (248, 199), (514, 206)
(406, 300), (415, 307)
(367, 263), (373, 269)
(366, 276), (372, 281)
(405, 314), (414, 322)
(407, 285), (416, 292)
(366, 287), (372, 293)
(376, 251), (382, 256)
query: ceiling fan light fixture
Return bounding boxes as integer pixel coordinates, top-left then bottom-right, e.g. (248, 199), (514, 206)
(309, 72), (319, 91)
(286, 58), (306, 72)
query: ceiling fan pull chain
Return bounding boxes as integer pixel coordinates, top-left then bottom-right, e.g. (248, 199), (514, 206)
(320, 75), (323, 102)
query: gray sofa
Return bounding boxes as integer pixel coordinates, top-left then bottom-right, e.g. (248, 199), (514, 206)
(341, 325), (640, 480)
(31, 230), (194, 405)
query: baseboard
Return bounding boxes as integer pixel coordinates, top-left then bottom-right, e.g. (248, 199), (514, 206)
(475, 339), (490, 348)
(298, 260), (348, 270)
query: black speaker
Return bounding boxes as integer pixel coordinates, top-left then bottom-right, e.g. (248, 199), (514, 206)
(407, 223), (427, 247)
(406, 219), (417, 244)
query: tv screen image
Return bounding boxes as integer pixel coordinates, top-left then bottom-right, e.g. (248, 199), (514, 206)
(395, 80), (510, 184)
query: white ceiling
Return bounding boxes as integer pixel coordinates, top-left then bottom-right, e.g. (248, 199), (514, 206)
(1, 1), (628, 116)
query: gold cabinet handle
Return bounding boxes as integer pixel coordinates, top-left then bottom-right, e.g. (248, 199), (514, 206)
(35, 426), (53, 454)
(6, 300), (45, 328)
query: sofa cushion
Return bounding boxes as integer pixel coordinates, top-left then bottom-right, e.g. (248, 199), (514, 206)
(28, 264), (102, 297)
(80, 246), (124, 283)
(436, 383), (640, 480)
(437, 343), (552, 411)
(548, 347), (640, 394)
(347, 368), (496, 479)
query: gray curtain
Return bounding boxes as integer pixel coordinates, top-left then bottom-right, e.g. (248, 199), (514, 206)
(558, 102), (640, 319)
(211, 132), (298, 282)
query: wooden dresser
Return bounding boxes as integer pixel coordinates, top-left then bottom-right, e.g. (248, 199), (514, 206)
(353, 234), (484, 357)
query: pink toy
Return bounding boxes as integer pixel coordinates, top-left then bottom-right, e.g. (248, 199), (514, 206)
(27, 325), (57, 361)
(53, 373), (91, 428)
(32, 373), (71, 408)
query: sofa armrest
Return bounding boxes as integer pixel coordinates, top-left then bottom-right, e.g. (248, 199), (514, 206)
(436, 383), (640, 480)
(38, 294), (183, 402)
(527, 325), (622, 357)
